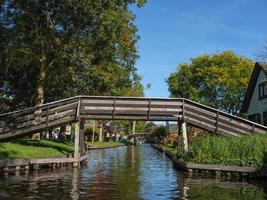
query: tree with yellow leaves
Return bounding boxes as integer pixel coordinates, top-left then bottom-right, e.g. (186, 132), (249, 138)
(166, 51), (254, 115)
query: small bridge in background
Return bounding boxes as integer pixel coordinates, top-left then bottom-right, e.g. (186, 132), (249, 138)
(0, 95), (266, 162)
(125, 133), (152, 140)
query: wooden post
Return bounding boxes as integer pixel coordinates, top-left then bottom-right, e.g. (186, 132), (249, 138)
(99, 123), (103, 142)
(182, 121), (189, 153)
(92, 120), (95, 143)
(74, 119), (81, 159)
(74, 97), (83, 166)
(80, 120), (85, 156)
(132, 121), (136, 134)
(181, 99), (188, 153)
(176, 120), (182, 157)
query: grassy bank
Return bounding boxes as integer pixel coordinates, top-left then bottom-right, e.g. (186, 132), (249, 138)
(155, 134), (267, 168)
(158, 144), (177, 155)
(184, 134), (267, 167)
(0, 140), (74, 160)
(86, 141), (124, 148)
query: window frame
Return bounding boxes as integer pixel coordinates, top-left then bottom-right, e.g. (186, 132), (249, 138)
(258, 82), (267, 99)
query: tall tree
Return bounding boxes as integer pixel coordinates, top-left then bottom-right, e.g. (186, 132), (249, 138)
(0, 0), (146, 112)
(166, 51), (254, 115)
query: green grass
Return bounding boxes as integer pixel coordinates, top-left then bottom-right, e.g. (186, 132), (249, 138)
(184, 134), (267, 167)
(158, 144), (177, 155)
(86, 141), (124, 148)
(0, 139), (74, 160)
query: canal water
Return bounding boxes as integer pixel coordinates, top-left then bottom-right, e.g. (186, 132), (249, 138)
(0, 145), (266, 200)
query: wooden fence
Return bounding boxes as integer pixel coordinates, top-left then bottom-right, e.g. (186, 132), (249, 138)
(0, 95), (266, 141)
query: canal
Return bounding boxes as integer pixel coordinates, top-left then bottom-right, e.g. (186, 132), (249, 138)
(0, 145), (266, 200)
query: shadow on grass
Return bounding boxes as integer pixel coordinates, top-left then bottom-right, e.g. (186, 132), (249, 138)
(10, 139), (74, 155)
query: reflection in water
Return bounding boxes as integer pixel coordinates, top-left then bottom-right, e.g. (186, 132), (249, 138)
(0, 145), (266, 200)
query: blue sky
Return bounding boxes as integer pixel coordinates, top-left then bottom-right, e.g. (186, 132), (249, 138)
(131, 0), (267, 97)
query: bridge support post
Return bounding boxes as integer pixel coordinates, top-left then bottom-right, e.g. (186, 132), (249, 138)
(99, 123), (103, 142)
(74, 120), (81, 159)
(181, 121), (189, 153)
(80, 120), (85, 156)
(177, 120), (189, 157)
(74, 119), (85, 166)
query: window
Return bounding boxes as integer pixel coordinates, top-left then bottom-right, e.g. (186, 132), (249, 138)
(258, 83), (267, 99)
(248, 113), (261, 124)
(263, 112), (267, 126)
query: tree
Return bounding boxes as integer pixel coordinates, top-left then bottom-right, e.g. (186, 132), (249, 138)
(0, 0), (146, 111)
(166, 51), (254, 115)
(152, 125), (167, 143)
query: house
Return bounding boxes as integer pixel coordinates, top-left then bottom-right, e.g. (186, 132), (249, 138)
(241, 62), (267, 125)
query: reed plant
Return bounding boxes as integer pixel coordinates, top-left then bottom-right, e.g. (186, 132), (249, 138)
(184, 134), (267, 167)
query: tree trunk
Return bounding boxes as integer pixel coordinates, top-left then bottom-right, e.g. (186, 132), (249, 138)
(32, 57), (46, 140)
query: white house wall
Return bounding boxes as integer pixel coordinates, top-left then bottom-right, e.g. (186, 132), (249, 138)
(247, 69), (267, 123)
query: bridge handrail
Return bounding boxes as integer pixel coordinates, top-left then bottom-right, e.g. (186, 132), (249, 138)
(183, 98), (267, 130)
(0, 95), (266, 141)
(0, 96), (79, 118)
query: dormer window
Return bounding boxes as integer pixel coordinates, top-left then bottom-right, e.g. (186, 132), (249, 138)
(258, 82), (267, 99)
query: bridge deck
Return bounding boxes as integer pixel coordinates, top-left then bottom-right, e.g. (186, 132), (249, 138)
(0, 95), (266, 141)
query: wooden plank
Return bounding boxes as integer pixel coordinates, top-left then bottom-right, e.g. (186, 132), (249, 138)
(184, 105), (217, 121)
(0, 159), (30, 168)
(0, 108), (76, 134)
(45, 109), (75, 122)
(186, 108), (247, 136)
(218, 115), (259, 133)
(184, 103), (216, 118)
(30, 155), (88, 164)
(45, 102), (77, 116)
(81, 99), (114, 104)
(38, 97), (78, 111)
(81, 114), (179, 121)
(0, 116), (75, 141)
(147, 99), (151, 120)
(84, 106), (113, 111)
(185, 98), (267, 131)
(82, 102), (181, 109)
(185, 111), (216, 127)
(83, 106), (181, 113)
(185, 117), (216, 132)
(0, 97), (78, 119)
(0, 107), (35, 120)
(186, 163), (257, 173)
(0, 102), (77, 129)
(150, 101), (182, 106)
(217, 127), (241, 137)
(81, 109), (113, 115)
(218, 120), (252, 134)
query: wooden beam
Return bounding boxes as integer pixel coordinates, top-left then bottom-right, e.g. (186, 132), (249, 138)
(74, 119), (80, 159)
(182, 121), (189, 153)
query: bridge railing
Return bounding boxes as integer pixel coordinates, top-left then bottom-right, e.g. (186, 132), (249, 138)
(0, 95), (266, 140)
(80, 96), (183, 121)
(183, 99), (266, 136)
(0, 97), (79, 140)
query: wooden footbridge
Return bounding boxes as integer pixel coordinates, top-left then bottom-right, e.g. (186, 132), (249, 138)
(0, 95), (267, 163)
